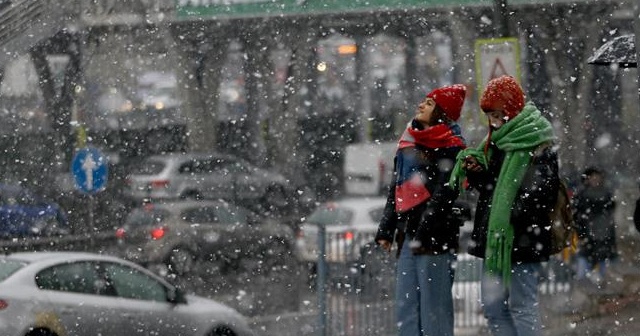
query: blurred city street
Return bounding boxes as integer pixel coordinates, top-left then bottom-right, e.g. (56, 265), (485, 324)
(0, 1), (638, 336)
(248, 235), (640, 336)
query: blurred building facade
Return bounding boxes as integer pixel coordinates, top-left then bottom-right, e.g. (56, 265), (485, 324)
(0, 0), (637, 202)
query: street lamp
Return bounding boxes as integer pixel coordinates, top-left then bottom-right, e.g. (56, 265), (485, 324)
(494, 0), (510, 37)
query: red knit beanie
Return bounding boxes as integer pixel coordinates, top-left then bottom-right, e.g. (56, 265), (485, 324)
(480, 75), (525, 119)
(426, 84), (467, 121)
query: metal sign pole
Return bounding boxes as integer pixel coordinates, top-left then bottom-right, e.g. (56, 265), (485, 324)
(89, 194), (95, 232)
(635, 3), (640, 100)
(72, 147), (108, 234)
(317, 224), (327, 336)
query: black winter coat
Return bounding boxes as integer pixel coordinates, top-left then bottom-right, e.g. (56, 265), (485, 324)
(466, 143), (559, 263)
(375, 145), (463, 255)
(573, 185), (617, 262)
(634, 198), (640, 234)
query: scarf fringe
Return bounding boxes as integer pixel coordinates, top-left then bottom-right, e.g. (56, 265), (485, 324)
(486, 222), (515, 283)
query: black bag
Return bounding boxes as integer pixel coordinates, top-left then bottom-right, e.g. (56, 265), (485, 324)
(549, 180), (576, 254)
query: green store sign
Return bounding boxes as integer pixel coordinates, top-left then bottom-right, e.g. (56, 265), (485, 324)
(176, 0), (590, 19)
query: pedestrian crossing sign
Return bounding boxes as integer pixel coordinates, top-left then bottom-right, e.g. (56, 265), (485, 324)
(475, 37), (522, 103)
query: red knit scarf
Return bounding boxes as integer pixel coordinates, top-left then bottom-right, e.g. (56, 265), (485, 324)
(394, 122), (465, 212)
(398, 123), (465, 149)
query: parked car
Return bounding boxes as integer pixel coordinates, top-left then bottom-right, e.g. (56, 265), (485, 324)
(298, 197), (472, 264)
(0, 183), (69, 238)
(124, 152), (294, 212)
(111, 199), (301, 315)
(296, 197), (387, 280)
(298, 196), (473, 283)
(0, 251), (255, 336)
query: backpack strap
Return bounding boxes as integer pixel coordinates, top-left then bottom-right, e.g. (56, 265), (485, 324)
(533, 141), (553, 158)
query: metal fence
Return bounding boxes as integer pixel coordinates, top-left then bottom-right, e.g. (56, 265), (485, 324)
(312, 230), (573, 336)
(0, 223), (575, 336)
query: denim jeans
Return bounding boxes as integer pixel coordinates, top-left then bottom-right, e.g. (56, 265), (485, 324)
(395, 239), (455, 336)
(575, 255), (607, 281)
(481, 262), (543, 336)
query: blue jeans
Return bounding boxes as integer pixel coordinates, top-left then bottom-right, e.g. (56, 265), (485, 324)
(575, 255), (607, 281)
(481, 262), (543, 336)
(395, 239), (455, 336)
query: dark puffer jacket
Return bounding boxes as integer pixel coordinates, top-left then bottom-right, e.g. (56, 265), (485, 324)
(573, 185), (617, 263)
(375, 145), (463, 256)
(467, 143), (559, 263)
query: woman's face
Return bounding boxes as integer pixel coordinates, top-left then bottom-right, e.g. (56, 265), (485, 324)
(415, 97), (436, 126)
(485, 109), (509, 129)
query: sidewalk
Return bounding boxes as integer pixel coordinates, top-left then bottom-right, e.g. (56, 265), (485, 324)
(542, 236), (640, 336)
(250, 236), (640, 336)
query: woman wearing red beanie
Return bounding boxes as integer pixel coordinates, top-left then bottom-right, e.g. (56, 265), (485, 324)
(376, 84), (467, 336)
(449, 75), (560, 336)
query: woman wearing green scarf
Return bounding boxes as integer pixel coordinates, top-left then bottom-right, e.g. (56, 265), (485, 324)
(449, 76), (559, 336)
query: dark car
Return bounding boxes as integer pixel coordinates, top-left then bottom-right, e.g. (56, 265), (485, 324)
(0, 184), (69, 238)
(111, 199), (301, 315)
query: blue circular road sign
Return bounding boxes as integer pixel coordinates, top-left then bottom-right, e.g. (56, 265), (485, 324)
(72, 147), (109, 194)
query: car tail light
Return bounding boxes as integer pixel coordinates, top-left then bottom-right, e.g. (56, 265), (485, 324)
(0, 299), (8, 310)
(115, 228), (126, 239)
(378, 159), (386, 177)
(150, 227), (167, 240)
(344, 231), (354, 241)
(149, 180), (169, 189)
(325, 202), (338, 211)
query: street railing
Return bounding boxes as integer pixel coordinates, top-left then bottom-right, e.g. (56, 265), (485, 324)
(313, 229), (573, 335)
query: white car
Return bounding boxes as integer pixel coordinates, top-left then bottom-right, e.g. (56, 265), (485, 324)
(452, 253), (485, 331)
(0, 252), (255, 336)
(296, 197), (386, 265)
(297, 197), (472, 264)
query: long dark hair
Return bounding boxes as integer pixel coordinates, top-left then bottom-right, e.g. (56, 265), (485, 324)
(429, 105), (452, 126)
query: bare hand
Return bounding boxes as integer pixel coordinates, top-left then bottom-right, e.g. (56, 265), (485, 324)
(463, 156), (483, 172)
(377, 239), (392, 252)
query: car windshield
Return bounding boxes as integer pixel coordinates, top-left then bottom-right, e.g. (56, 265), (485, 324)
(181, 204), (249, 224)
(307, 203), (354, 226)
(131, 159), (166, 175)
(368, 207), (384, 223)
(0, 259), (27, 282)
(125, 207), (170, 227)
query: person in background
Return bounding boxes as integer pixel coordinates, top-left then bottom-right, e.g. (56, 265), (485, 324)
(572, 166), (618, 284)
(448, 75), (558, 336)
(375, 84), (467, 336)
(633, 181), (640, 234)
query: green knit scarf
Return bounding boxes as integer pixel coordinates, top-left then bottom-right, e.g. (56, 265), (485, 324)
(449, 103), (554, 283)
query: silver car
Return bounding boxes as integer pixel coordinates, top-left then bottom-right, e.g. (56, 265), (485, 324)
(0, 252), (255, 336)
(124, 152), (290, 209)
(296, 197), (387, 265)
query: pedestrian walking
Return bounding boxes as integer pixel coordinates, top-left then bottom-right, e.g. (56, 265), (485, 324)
(633, 181), (640, 234)
(375, 84), (467, 336)
(448, 75), (559, 336)
(572, 166), (618, 284)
